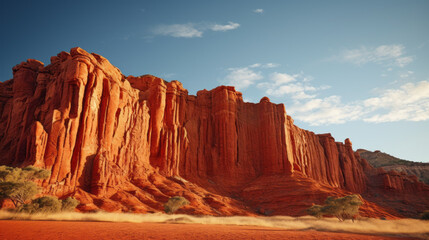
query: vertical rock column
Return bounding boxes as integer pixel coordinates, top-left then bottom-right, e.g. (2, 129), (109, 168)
(159, 80), (188, 177)
(258, 97), (293, 175)
(211, 86), (240, 184)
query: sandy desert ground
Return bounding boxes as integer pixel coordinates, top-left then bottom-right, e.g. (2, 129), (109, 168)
(0, 220), (422, 240)
(0, 211), (428, 239)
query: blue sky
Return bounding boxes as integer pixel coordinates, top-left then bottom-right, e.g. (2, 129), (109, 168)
(1, 0), (428, 162)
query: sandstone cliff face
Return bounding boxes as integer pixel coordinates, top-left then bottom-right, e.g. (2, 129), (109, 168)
(358, 149), (429, 184)
(381, 165), (429, 185)
(1, 48), (428, 217)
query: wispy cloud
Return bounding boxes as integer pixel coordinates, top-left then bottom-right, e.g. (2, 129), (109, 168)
(256, 70), (362, 125)
(363, 81), (429, 123)
(288, 96), (364, 125)
(257, 72), (328, 100)
(256, 71), (357, 126)
(249, 63), (279, 69)
(152, 23), (203, 38)
(222, 63), (280, 90)
(221, 61), (428, 126)
(283, 80), (429, 125)
(270, 72), (298, 85)
(400, 70), (414, 79)
(223, 66), (263, 90)
(395, 56), (413, 67)
(253, 9), (264, 13)
(210, 22), (240, 32)
(263, 63), (279, 68)
(335, 44), (413, 67)
(152, 21), (240, 38)
(222, 58), (429, 126)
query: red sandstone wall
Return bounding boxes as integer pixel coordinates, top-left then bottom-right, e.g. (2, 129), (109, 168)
(1, 48), (427, 217)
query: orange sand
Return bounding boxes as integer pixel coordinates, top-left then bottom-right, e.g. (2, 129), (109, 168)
(0, 220), (419, 240)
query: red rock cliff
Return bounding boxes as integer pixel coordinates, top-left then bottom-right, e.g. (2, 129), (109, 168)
(1, 48), (428, 217)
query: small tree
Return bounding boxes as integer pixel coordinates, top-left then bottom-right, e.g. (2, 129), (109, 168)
(1, 165), (80, 213)
(6, 181), (40, 207)
(0, 165), (50, 207)
(164, 196), (190, 214)
(307, 194), (363, 222)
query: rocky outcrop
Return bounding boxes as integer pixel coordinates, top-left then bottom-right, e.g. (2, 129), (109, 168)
(1, 48), (428, 218)
(358, 149), (429, 184)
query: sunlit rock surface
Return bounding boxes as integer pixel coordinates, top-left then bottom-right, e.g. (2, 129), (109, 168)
(1, 48), (428, 218)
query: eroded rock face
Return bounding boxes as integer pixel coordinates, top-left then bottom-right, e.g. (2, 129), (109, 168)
(1, 48), (428, 218)
(358, 149), (429, 184)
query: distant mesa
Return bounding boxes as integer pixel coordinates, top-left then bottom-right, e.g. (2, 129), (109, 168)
(357, 149), (429, 184)
(0, 47), (428, 218)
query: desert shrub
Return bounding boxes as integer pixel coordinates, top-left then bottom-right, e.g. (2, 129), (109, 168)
(307, 204), (324, 218)
(61, 197), (80, 211)
(0, 166), (80, 213)
(164, 196), (190, 214)
(19, 196), (62, 213)
(18, 196), (80, 214)
(421, 210), (429, 220)
(0, 165), (50, 207)
(0, 165), (50, 182)
(21, 166), (51, 180)
(1, 181), (40, 207)
(307, 194), (363, 222)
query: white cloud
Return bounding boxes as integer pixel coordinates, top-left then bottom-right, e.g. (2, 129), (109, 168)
(255, 71), (362, 125)
(249, 63), (261, 68)
(222, 63), (281, 90)
(221, 60), (429, 126)
(258, 71), (325, 100)
(243, 97), (253, 102)
(250, 63), (279, 68)
(263, 63), (279, 68)
(288, 96), (364, 126)
(363, 81), (429, 123)
(253, 9), (264, 13)
(270, 72), (297, 85)
(267, 84), (316, 99)
(152, 21), (240, 38)
(223, 67), (263, 90)
(337, 44), (413, 67)
(374, 45), (403, 59)
(400, 71), (414, 79)
(396, 56), (413, 67)
(285, 80), (429, 125)
(210, 22), (240, 32)
(152, 24), (203, 38)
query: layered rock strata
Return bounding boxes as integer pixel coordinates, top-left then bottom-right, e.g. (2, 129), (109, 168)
(0, 48), (428, 217)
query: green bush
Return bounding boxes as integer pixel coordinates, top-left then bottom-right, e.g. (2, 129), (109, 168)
(164, 196), (190, 214)
(19, 196), (62, 213)
(0, 165), (50, 207)
(0, 165), (80, 213)
(0, 165), (50, 182)
(18, 196), (80, 214)
(307, 194), (363, 222)
(61, 197), (80, 211)
(307, 204), (324, 218)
